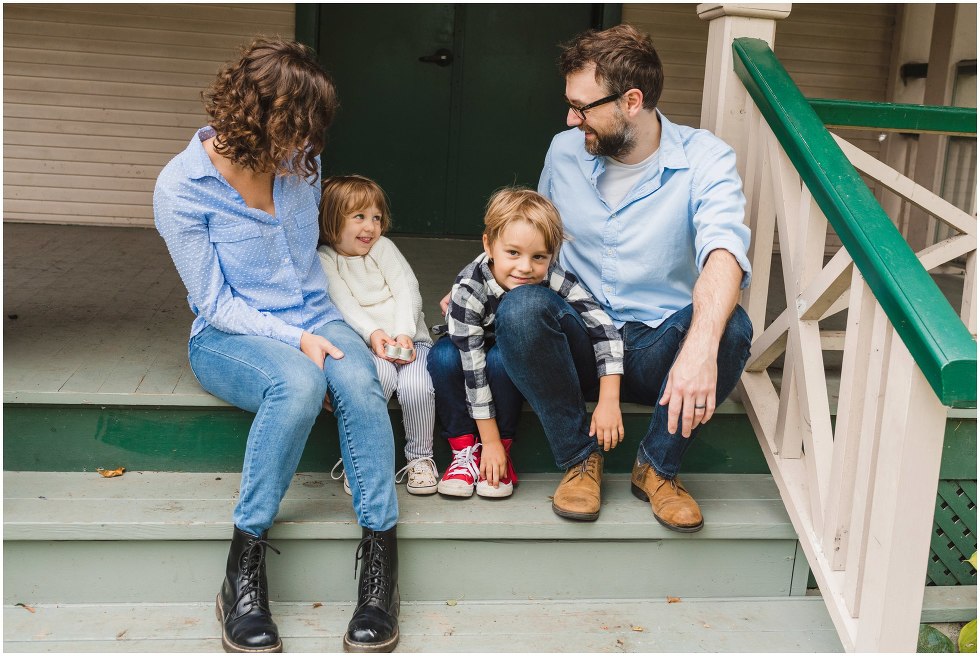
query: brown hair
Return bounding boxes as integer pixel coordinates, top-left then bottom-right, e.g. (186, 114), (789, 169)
(558, 24), (663, 111)
(203, 37), (338, 181)
(319, 175), (392, 246)
(483, 188), (565, 254)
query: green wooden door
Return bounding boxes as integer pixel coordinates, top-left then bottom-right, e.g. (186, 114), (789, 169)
(316, 4), (598, 236)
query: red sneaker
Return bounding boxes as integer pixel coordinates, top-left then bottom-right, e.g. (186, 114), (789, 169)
(476, 437), (518, 498)
(437, 435), (481, 497)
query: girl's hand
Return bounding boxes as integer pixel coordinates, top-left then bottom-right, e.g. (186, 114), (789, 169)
(440, 292), (451, 317)
(300, 331), (344, 369)
(369, 329), (396, 361)
(394, 334), (416, 364)
(479, 440), (508, 488)
(590, 399), (624, 452)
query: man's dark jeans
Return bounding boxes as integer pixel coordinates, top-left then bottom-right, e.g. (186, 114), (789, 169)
(494, 285), (752, 479)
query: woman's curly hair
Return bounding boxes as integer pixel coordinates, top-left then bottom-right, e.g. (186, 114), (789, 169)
(203, 37), (339, 181)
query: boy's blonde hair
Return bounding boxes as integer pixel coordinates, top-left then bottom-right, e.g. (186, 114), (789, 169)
(319, 175), (392, 246)
(483, 187), (565, 253)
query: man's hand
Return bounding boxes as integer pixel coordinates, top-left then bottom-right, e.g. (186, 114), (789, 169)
(659, 342), (717, 438)
(300, 331), (344, 369)
(479, 440), (507, 488)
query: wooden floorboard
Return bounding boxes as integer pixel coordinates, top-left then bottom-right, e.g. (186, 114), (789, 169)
(3, 598), (844, 652)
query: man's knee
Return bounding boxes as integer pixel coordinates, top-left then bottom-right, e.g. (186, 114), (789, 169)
(721, 305), (753, 354)
(496, 284), (556, 332)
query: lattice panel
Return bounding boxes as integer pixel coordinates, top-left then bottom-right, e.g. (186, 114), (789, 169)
(927, 480), (978, 586)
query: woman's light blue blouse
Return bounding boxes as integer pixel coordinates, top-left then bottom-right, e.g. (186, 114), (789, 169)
(153, 127), (342, 348)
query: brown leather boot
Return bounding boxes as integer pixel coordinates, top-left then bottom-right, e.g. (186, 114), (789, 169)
(552, 452), (603, 521)
(631, 459), (703, 533)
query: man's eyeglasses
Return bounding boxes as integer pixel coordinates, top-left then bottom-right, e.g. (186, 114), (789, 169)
(565, 93), (621, 122)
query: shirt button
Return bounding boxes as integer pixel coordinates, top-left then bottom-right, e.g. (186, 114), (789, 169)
(607, 249), (614, 256)
(283, 257), (289, 263)
(611, 213), (617, 219)
(605, 286), (613, 293)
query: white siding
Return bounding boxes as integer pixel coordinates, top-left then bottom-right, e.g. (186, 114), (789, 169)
(3, 3), (294, 227)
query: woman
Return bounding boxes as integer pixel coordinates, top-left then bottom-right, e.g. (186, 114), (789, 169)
(153, 38), (400, 653)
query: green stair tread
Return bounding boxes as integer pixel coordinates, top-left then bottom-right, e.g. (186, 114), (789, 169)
(3, 472), (795, 541)
(2, 598), (844, 652)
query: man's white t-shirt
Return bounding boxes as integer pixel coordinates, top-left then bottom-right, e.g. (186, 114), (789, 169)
(597, 148), (660, 208)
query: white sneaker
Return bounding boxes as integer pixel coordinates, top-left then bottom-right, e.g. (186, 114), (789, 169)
(330, 458), (351, 496)
(396, 457), (439, 496)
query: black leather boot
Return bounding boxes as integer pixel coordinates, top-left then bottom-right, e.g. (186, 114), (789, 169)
(343, 526), (400, 652)
(215, 526), (282, 653)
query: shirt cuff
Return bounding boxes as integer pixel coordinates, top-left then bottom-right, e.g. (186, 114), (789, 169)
(277, 324), (306, 349)
(697, 242), (752, 289)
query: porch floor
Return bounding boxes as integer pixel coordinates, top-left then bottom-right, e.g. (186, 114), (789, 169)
(3, 223), (969, 415)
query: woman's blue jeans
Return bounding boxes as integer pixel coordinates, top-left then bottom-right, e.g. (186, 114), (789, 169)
(494, 285), (752, 479)
(189, 320), (398, 535)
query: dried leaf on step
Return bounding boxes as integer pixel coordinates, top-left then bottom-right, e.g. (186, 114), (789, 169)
(116, 629), (128, 639)
(967, 551), (977, 569)
(667, 596), (681, 603)
(15, 603), (35, 613)
(97, 467), (126, 478)
(446, 599), (457, 606)
(312, 602), (323, 609)
(631, 626), (645, 632)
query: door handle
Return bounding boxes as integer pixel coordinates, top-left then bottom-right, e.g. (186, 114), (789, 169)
(418, 48), (453, 67)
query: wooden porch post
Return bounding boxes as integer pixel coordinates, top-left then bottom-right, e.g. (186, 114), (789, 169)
(697, 3), (791, 336)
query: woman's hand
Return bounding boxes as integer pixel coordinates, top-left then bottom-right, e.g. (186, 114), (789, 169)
(590, 398), (625, 451)
(300, 331), (344, 369)
(393, 334), (416, 364)
(479, 440), (507, 488)
(369, 329), (397, 361)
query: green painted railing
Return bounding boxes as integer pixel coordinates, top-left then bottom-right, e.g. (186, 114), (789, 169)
(808, 99), (977, 136)
(732, 38), (977, 408)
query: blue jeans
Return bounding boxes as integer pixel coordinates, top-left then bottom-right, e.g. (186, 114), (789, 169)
(495, 285), (752, 479)
(189, 321), (398, 535)
(427, 336), (525, 440)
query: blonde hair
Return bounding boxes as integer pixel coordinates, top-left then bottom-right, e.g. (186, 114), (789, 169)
(483, 188), (565, 253)
(319, 175), (392, 246)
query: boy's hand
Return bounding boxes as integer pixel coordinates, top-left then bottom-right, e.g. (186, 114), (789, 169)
(479, 440), (507, 488)
(394, 334), (416, 364)
(590, 399), (624, 452)
(369, 329), (396, 361)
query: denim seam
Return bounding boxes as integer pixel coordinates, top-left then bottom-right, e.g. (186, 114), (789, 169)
(557, 442), (599, 471)
(327, 377), (375, 530)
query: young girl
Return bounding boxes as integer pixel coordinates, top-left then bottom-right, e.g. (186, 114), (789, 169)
(427, 188), (625, 499)
(318, 175), (439, 495)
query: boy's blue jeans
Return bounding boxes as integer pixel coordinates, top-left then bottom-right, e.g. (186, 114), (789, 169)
(189, 320), (398, 536)
(427, 336), (525, 440)
(494, 285), (752, 479)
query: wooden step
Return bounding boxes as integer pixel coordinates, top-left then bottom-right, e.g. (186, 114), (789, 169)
(3, 471), (805, 605)
(2, 597), (844, 652)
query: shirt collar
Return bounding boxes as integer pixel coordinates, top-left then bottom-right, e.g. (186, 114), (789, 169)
(579, 109), (691, 178)
(185, 126), (219, 180)
(476, 252), (508, 300)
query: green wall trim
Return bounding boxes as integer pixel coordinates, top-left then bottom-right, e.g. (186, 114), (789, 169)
(808, 99), (977, 136)
(732, 38), (977, 408)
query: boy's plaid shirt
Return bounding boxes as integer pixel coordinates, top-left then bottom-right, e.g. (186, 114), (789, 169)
(447, 252), (624, 420)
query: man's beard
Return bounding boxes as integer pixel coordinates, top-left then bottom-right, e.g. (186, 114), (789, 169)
(583, 111), (637, 159)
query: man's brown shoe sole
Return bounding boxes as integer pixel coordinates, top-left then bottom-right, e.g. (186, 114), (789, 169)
(551, 500), (599, 521)
(630, 483), (704, 533)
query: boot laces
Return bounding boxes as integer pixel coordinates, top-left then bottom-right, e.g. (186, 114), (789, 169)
(444, 444), (481, 480)
(229, 537), (280, 619)
(571, 454), (599, 482)
(353, 534), (391, 603)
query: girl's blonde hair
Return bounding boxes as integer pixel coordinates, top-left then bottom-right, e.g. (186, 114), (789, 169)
(319, 175), (392, 246)
(483, 187), (565, 253)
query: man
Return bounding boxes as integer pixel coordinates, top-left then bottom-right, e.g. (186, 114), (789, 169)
(493, 24), (753, 531)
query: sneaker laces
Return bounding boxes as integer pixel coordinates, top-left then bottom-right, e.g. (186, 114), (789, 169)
(395, 456), (437, 484)
(444, 443), (481, 480)
(353, 533), (392, 604)
(228, 536), (281, 620)
(329, 458), (345, 481)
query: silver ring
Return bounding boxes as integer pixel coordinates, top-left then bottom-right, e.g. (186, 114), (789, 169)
(694, 404), (707, 410)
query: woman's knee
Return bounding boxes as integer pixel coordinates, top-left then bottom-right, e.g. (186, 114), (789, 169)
(271, 366), (329, 418)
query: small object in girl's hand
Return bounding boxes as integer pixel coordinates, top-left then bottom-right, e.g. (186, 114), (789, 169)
(384, 344), (414, 360)
(431, 324), (448, 336)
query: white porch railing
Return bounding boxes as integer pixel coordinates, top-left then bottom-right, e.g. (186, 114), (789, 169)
(698, 6), (976, 652)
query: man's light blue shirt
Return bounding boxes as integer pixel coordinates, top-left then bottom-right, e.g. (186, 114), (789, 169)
(538, 111), (751, 329)
(154, 127), (342, 348)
